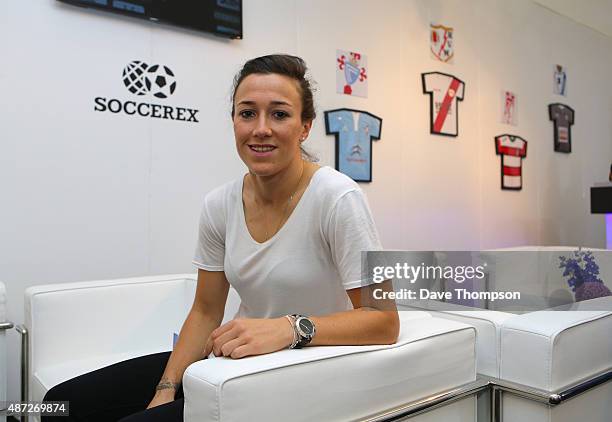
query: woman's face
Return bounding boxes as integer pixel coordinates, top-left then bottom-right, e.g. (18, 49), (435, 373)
(233, 73), (311, 177)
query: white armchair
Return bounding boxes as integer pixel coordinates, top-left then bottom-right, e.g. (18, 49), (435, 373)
(21, 274), (483, 422)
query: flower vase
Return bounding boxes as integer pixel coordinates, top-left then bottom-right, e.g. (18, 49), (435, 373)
(574, 281), (612, 302)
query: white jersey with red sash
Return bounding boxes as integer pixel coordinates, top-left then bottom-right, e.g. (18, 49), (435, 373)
(495, 135), (527, 190)
(422, 72), (465, 136)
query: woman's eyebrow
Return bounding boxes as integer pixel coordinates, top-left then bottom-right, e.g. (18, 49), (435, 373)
(236, 100), (293, 107)
(270, 100), (292, 107)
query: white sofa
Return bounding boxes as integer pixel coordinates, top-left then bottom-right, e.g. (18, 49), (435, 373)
(0, 281), (13, 422)
(397, 247), (612, 422)
(22, 274), (481, 422)
(399, 298), (611, 421)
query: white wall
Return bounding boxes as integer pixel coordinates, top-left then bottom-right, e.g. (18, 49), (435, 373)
(1, 0), (610, 401)
(473, 0), (612, 248)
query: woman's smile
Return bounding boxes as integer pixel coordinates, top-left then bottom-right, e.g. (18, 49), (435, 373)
(248, 144), (277, 157)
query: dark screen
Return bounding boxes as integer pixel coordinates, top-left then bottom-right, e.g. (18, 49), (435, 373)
(57, 0), (243, 39)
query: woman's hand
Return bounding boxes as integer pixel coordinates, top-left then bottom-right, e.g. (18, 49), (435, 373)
(204, 317), (294, 359)
(147, 388), (175, 409)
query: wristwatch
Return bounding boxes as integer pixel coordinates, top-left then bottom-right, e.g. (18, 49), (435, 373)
(289, 314), (316, 349)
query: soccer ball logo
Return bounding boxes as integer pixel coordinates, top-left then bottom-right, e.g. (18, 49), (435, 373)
(121, 61), (177, 98)
(145, 64), (177, 99)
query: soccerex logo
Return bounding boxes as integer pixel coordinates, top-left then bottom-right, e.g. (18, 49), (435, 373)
(93, 60), (199, 123)
(122, 61), (177, 99)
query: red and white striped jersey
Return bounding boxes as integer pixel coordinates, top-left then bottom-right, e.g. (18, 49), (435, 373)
(422, 72), (465, 136)
(495, 135), (527, 190)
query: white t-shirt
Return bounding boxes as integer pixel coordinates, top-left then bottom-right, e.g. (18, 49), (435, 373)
(193, 166), (382, 319)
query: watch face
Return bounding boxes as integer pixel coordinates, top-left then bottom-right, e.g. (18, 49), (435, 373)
(298, 318), (314, 335)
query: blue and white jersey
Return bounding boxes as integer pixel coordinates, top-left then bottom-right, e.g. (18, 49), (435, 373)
(325, 108), (382, 182)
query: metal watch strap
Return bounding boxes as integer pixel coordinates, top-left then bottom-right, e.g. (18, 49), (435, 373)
(285, 315), (299, 349)
(290, 314), (315, 349)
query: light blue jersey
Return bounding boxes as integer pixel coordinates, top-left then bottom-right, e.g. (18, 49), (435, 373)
(325, 109), (382, 182)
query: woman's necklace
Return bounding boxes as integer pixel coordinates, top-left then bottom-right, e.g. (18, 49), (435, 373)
(254, 162), (305, 241)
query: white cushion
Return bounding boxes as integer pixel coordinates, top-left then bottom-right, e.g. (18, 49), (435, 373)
(499, 297), (612, 391)
(183, 314), (476, 422)
(398, 301), (514, 377)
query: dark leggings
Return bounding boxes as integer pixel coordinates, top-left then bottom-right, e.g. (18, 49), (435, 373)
(42, 351), (183, 422)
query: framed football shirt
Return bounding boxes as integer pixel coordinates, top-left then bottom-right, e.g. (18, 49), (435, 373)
(325, 108), (382, 182)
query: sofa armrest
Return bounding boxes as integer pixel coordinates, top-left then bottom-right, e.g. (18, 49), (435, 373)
(500, 297), (612, 391)
(183, 315), (476, 422)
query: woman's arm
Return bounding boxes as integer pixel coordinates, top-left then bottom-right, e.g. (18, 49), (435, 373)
(205, 280), (399, 359)
(148, 269), (229, 408)
(310, 280), (399, 346)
